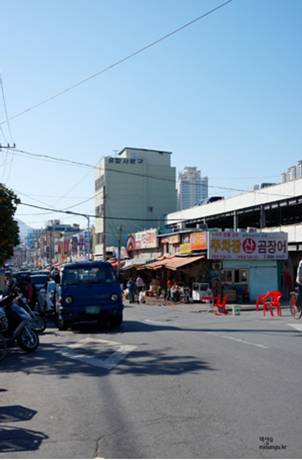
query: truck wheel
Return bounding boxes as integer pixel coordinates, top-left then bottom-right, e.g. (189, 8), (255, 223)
(58, 318), (69, 331)
(110, 313), (123, 329)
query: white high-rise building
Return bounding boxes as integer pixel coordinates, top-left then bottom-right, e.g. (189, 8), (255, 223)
(178, 167), (208, 210)
(94, 147), (177, 258)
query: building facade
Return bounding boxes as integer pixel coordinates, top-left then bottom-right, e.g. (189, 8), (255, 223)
(178, 167), (208, 210)
(94, 147), (177, 258)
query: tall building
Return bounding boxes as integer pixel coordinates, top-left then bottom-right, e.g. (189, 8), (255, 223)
(281, 161), (302, 183)
(94, 147), (177, 258)
(178, 167), (208, 210)
(287, 166), (297, 181)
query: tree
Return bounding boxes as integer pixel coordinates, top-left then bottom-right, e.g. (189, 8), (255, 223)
(0, 183), (20, 266)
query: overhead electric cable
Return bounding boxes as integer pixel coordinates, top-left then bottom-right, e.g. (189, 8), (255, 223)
(3, 146), (289, 198)
(0, 76), (14, 141)
(0, 0), (233, 126)
(18, 201), (187, 222)
(0, 75), (15, 182)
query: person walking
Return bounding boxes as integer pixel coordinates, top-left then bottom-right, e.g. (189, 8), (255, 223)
(296, 260), (302, 305)
(135, 275), (145, 293)
(127, 277), (137, 303)
(166, 278), (174, 301)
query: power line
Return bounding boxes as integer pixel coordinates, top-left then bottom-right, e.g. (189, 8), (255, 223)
(0, 0), (233, 126)
(0, 76), (13, 142)
(62, 193), (96, 210)
(5, 146), (280, 181)
(5, 147), (95, 169)
(0, 75), (15, 182)
(3, 146), (289, 198)
(18, 201), (187, 222)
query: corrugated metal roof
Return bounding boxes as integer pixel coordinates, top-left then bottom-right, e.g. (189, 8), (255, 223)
(144, 255), (204, 271)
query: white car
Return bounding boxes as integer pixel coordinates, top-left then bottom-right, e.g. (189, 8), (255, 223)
(38, 280), (59, 312)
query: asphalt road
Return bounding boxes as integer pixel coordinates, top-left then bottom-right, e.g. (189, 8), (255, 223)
(1, 304), (302, 459)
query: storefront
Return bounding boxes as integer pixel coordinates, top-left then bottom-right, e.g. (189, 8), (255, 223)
(208, 231), (288, 302)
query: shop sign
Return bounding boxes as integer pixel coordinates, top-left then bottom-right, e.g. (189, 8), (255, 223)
(190, 232), (207, 251)
(135, 229), (158, 249)
(208, 231), (288, 260)
(107, 157), (143, 165)
(63, 239), (69, 254)
(179, 243), (192, 255)
(127, 234), (136, 257)
(71, 236), (78, 254)
(160, 234), (180, 244)
(84, 231), (91, 253)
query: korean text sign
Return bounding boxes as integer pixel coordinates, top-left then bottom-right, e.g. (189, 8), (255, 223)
(135, 229), (158, 249)
(207, 231), (288, 260)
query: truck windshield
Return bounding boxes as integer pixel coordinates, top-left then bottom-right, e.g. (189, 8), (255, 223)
(62, 266), (116, 286)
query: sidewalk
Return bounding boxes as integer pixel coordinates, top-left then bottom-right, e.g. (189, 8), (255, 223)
(125, 296), (291, 314)
(125, 297), (259, 313)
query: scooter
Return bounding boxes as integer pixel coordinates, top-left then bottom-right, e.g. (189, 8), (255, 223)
(16, 296), (47, 334)
(0, 294), (39, 352)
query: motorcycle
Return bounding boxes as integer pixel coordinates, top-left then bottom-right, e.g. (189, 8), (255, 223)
(16, 296), (47, 334)
(0, 294), (39, 353)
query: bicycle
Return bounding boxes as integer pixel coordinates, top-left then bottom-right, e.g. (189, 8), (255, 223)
(289, 290), (302, 320)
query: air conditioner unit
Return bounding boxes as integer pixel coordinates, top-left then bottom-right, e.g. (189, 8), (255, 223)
(247, 227), (257, 233)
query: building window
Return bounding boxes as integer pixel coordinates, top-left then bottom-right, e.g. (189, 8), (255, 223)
(95, 175), (105, 191)
(96, 233), (104, 245)
(222, 269), (248, 284)
(222, 270), (233, 283)
(147, 206), (153, 212)
(95, 205), (104, 217)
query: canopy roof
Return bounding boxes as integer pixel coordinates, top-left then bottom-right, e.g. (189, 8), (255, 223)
(122, 254), (156, 270)
(143, 255), (205, 271)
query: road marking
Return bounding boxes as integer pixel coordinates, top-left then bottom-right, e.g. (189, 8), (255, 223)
(59, 337), (136, 369)
(204, 331), (268, 349)
(288, 323), (302, 332)
(144, 319), (173, 326)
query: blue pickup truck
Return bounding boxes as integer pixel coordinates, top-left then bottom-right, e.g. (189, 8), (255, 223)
(57, 261), (123, 330)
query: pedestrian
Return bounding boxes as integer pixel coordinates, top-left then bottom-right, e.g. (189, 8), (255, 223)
(166, 278), (174, 301)
(296, 260), (302, 305)
(127, 277), (137, 303)
(135, 275), (145, 293)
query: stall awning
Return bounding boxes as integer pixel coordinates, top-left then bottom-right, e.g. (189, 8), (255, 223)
(122, 254), (155, 270)
(144, 255), (205, 271)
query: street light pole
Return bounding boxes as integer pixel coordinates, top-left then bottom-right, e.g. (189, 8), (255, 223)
(117, 225), (122, 279)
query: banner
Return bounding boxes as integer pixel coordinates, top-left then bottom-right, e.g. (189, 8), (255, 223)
(160, 234), (180, 244)
(207, 231), (288, 260)
(84, 231), (91, 254)
(135, 229), (158, 249)
(190, 232), (207, 251)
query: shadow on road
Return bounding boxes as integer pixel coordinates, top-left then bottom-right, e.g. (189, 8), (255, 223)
(0, 406), (37, 423)
(0, 404), (48, 454)
(0, 426), (48, 453)
(0, 319), (300, 380)
(1, 341), (213, 379)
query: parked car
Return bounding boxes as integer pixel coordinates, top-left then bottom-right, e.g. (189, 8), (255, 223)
(30, 274), (49, 309)
(38, 278), (59, 312)
(56, 261), (123, 330)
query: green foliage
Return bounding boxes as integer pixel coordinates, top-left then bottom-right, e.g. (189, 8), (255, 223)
(0, 183), (20, 266)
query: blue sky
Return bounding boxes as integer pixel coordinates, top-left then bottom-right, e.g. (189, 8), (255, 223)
(1, 0), (302, 228)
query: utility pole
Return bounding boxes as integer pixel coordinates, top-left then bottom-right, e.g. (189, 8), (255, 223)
(102, 186), (106, 260)
(117, 225), (122, 279)
(85, 215), (91, 259)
